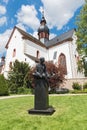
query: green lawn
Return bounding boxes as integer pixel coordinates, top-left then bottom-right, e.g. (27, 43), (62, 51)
(0, 95), (87, 130)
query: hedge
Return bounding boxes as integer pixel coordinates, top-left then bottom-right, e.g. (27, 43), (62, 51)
(0, 75), (9, 96)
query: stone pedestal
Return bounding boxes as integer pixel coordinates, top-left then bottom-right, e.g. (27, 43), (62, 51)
(28, 106), (55, 115)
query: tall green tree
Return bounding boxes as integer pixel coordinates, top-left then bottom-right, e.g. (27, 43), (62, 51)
(0, 75), (9, 96)
(76, 0), (87, 76)
(8, 60), (31, 93)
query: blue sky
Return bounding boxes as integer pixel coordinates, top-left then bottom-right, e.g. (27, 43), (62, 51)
(0, 0), (85, 58)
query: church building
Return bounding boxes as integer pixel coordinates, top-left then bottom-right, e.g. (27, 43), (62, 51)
(4, 14), (84, 85)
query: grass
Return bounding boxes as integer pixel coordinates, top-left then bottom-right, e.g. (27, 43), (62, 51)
(0, 95), (87, 130)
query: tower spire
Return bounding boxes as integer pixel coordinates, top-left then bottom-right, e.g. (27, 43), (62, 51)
(38, 10), (49, 43)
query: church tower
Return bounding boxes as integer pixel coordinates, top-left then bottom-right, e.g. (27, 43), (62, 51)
(38, 13), (49, 43)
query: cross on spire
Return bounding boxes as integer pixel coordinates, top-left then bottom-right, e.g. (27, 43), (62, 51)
(42, 9), (44, 18)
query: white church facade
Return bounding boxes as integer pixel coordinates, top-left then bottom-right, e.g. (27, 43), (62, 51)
(4, 15), (84, 82)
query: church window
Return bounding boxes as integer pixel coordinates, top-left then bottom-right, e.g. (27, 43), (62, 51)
(36, 50), (40, 58)
(9, 62), (12, 69)
(13, 49), (16, 57)
(58, 53), (67, 74)
(53, 51), (57, 59)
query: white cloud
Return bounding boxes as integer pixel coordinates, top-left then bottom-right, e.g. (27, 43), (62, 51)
(0, 29), (12, 55)
(0, 17), (7, 26)
(41, 0), (85, 29)
(0, 5), (6, 15)
(16, 5), (40, 31)
(32, 31), (38, 39)
(16, 23), (26, 31)
(3, 0), (9, 4)
(0, 5), (7, 26)
(0, 0), (85, 56)
(49, 33), (56, 40)
(15, 0), (85, 32)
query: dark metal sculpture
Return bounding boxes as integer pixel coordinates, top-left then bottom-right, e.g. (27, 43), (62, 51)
(28, 57), (55, 115)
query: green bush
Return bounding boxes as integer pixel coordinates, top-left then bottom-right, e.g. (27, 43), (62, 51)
(82, 89), (87, 93)
(17, 87), (32, 94)
(8, 60), (32, 94)
(0, 75), (9, 96)
(70, 90), (83, 94)
(72, 82), (82, 90)
(83, 82), (87, 90)
(9, 84), (18, 94)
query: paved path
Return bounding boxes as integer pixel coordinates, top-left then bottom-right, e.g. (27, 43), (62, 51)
(0, 94), (33, 100)
(0, 93), (87, 100)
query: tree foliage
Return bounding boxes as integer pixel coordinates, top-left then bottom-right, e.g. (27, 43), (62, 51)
(28, 61), (65, 91)
(8, 60), (31, 93)
(0, 75), (9, 96)
(45, 61), (65, 88)
(76, 0), (87, 76)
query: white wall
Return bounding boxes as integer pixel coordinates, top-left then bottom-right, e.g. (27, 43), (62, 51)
(24, 39), (48, 61)
(48, 41), (73, 78)
(4, 29), (26, 78)
(4, 28), (84, 79)
(4, 28), (48, 78)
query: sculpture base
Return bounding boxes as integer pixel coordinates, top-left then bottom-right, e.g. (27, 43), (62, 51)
(28, 106), (55, 115)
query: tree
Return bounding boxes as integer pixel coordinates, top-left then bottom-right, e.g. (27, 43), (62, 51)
(76, 0), (87, 76)
(0, 75), (9, 96)
(8, 60), (31, 93)
(28, 61), (65, 92)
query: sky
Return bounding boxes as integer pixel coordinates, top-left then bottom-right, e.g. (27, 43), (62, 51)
(0, 0), (85, 58)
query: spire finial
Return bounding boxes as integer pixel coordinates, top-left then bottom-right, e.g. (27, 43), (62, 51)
(40, 6), (44, 18)
(40, 6), (46, 24)
(42, 8), (44, 18)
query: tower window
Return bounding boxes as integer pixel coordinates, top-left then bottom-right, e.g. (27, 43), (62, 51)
(13, 49), (16, 57)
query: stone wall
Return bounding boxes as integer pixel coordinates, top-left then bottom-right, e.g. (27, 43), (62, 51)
(61, 78), (87, 90)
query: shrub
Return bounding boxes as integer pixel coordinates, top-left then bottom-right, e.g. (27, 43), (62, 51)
(55, 88), (69, 94)
(8, 60), (31, 94)
(83, 82), (87, 89)
(0, 75), (9, 96)
(49, 87), (69, 94)
(17, 87), (32, 94)
(70, 90), (82, 94)
(72, 82), (82, 90)
(82, 89), (87, 93)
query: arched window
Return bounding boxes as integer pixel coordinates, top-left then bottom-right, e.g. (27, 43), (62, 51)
(13, 49), (16, 57)
(58, 53), (67, 74)
(9, 62), (12, 69)
(36, 50), (40, 58)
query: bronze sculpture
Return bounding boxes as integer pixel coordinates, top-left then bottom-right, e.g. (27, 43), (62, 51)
(28, 57), (55, 115)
